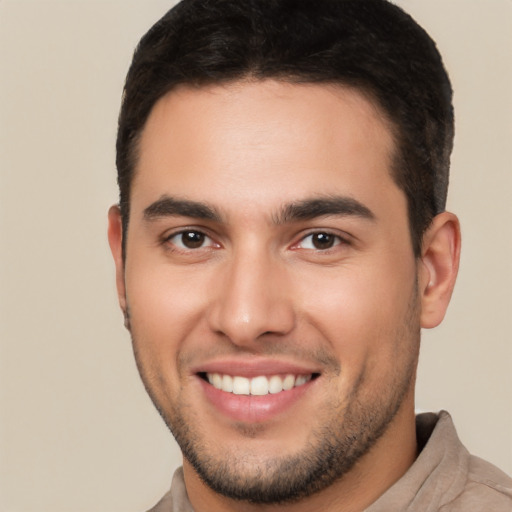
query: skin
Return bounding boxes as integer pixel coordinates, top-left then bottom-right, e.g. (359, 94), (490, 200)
(108, 80), (460, 512)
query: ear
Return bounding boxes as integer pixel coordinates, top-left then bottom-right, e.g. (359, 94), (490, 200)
(107, 205), (128, 322)
(418, 212), (461, 329)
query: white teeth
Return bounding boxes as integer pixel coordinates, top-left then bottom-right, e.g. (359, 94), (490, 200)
(283, 374), (295, 390)
(233, 376), (251, 395)
(250, 376), (269, 396)
(295, 375), (307, 387)
(222, 374), (233, 392)
(205, 373), (313, 395)
(212, 373), (222, 390)
(268, 375), (283, 394)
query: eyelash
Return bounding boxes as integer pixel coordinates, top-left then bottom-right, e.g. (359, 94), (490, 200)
(294, 231), (348, 251)
(163, 229), (218, 251)
(162, 229), (350, 253)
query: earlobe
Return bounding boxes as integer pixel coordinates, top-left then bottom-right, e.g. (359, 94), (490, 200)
(107, 205), (128, 322)
(419, 212), (461, 329)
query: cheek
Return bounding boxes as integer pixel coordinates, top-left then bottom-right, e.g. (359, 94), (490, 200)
(296, 260), (417, 365)
(124, 261), (210, 363)
(124, 265), (211, 410)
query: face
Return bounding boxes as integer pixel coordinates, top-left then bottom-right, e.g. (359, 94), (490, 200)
(113, 81), (423, 504)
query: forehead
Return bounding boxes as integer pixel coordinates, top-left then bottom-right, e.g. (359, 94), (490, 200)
(132, 80), (401, 218)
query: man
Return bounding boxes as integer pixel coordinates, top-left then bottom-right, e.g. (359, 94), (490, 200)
(107, 0), (512, 510)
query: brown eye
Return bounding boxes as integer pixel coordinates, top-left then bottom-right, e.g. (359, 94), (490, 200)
(312, 233), (336, 249)
(181, 231), (205, 248)
(167, 230), (214, 250)
(298, 232), (341, 250)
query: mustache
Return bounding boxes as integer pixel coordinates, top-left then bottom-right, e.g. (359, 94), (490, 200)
(177, 341), (341, 376)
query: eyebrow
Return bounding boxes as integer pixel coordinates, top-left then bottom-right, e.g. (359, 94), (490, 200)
(143, 196), (221, 222)
(274, 196), (375, 224)
(142, 194), (375, 224)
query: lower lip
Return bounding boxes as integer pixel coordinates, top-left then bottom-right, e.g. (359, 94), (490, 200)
(199, 377), (315, 423)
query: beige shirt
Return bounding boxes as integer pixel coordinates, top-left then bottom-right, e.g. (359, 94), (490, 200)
(148, 411), (512, 512)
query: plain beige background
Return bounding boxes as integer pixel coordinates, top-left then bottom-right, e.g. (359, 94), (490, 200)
(0, 0), (511, 510)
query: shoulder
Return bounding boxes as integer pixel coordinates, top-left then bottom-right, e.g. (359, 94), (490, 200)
(439, 454), (512, 511)
(146, 467), (194, 512)
(367, 411), (511, 512)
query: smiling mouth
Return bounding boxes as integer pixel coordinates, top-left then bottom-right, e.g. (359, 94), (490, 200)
(200, 372), (319, 396)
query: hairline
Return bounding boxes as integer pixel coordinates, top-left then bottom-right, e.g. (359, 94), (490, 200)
(120, 76), (419, 257)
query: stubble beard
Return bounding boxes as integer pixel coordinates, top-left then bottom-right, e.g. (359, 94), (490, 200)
(170, 371), (416, 504)
(130, 294), (420, 505)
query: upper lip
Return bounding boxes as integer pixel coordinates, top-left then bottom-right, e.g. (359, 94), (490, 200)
(191, 357), (322, 378)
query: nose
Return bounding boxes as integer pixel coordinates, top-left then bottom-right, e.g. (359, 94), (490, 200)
(207, 248), (296, 346)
